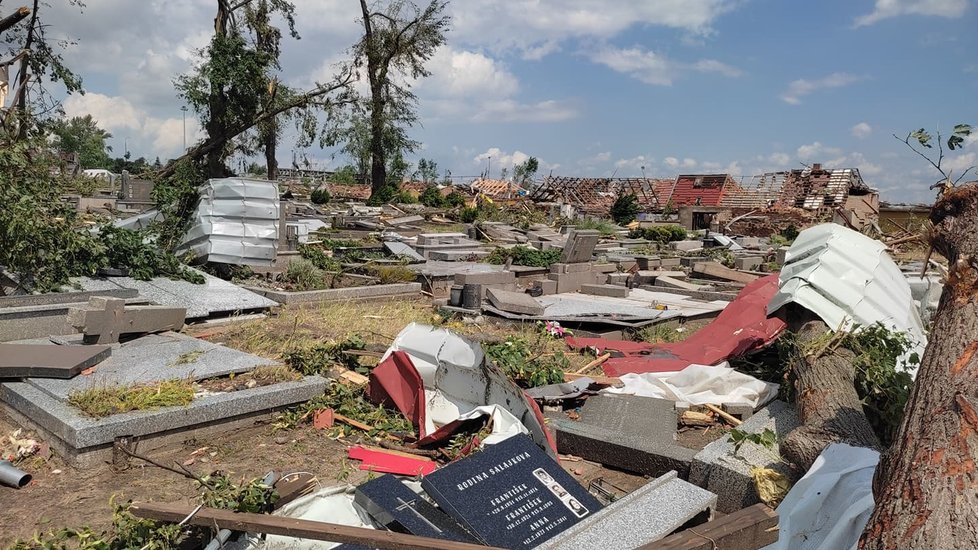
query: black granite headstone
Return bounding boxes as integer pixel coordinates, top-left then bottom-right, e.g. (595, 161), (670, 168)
(421, 434), (603, 549)
(354, 474), (476, 543)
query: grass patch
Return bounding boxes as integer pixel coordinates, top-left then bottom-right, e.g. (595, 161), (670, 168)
(172, 350), (204, 366)
(574, 218), (618, 237)
(250, 365), (303, 385)
(635, 323), (687, 344)
(362, 264), (417, 284)
(68, 379), (195, 417)
(284, 258), (328, 291)
(275, 381), (415, 436)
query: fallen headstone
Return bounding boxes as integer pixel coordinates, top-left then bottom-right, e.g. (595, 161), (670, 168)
(421, 434), (602, 549)
(551, 394), (697, 477)
(579, 284), (629, 298)
(486, 288), (545, 316)
(354, 474), (476, 543)
(0, 343), (110, 379)
(559, 230), (600, 264)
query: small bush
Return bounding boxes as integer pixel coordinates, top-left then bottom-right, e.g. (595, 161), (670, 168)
(419, 185), (445, 207)
(364, 264), (417, 284)
(628, 225), (688, 243)
(484, 336), (568, 387)
(610, 193), (640, 225)
(310, 188), (331, 205)
(574, 218), (618, 236)
(459, 206), (479, 223)
(284, 258), (326, 290)
(485, 246), (562, 267)
(445, 191), (467, 207)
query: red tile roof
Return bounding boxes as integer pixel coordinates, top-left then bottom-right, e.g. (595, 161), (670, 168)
(668, 174), (736, 207)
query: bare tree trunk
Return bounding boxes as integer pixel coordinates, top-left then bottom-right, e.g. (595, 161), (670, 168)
(0, 6), (30, 34)
(263, 116), (277, 180)
(360, 0), (387, 197)
(861, 183), (978, 549)
(781, 318), (881, 472)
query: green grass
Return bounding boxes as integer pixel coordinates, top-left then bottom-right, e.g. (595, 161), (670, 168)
(68, 379), (195, 417)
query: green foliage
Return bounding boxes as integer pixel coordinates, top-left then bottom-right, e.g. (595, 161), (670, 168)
(485, 246), (562, 267)
(730, 428), (778, 455)
(513, 156), (539, 186)
(636, 324), (685, 344)
(628, 225), (688, 243)
(484, 336), (568, 387)
(284, 258), (327, 290)
(284, 335), (367, 375)
(150, 159), (207, 252)
(459, 206), (479, 223)
(900, 123), (976, 189)
(310, 187), (331, 204)
(780, 224), (799, 242)
(574, 218), (618, 237)
(11, 500), (186, 549)
(49, 115), (114, 169)
(96, 225), (204, 283)
(275, 381), (414, 436)
(363, 264), (417, 284)
(610, 193), (640, 225)
(415, 158), (439, 183)
(298, 244), (343, 273)
(197, 474), (278, 513)
(419, 184), (446, 207)
(330, 164), (361, 184)
(445, 190), (467, 207)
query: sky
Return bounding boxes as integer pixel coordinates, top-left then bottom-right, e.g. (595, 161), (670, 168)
(38, 0), (978, 204)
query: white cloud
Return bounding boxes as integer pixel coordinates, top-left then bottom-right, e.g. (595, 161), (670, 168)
(682, 157), (698, 168)
(781, 73), (861, 104)
(664, 156), (680, 168)
(473, 148), (557, 174)
(451, 1), (738, 57)
(854, 0), (968, 27)
(796, 141), (842, 160)
(589, 45), (741, 86)
(614, 155), (654, 172)
(767, 152), (791, 165)
(63, 93), (202, 158)
(851, 122), (873, 139)
(944, 152), (977, 176)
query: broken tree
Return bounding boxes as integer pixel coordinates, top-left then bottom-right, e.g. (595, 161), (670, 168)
(860, 183), (978, 549)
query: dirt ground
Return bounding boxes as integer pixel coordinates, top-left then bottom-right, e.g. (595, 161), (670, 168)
(0, 300), (715, 546)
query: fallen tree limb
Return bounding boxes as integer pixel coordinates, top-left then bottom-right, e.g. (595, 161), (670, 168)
(130, 501), (501, 550)
(780, 318), (881, 472)
(0, 7), (29, 34)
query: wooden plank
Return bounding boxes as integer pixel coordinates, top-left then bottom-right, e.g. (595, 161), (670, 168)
(563, 372), (623, 387)
(692, 262), (761, 284)
(130, 502), (502, 550)
(638, 503), (778, 550)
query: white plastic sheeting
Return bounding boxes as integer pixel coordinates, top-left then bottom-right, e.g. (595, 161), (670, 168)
(602, 363), (779, 409)
(258, 485), (371, 550)
(763, 443), (879, 550)
(179, 178), (280, 266)
(768, 224), (927, 373)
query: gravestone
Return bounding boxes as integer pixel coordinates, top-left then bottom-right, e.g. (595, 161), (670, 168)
(354, 474), (476, 543)
(421, 434), (602, 549)
(67, 296), (185, 344)
(559, 230), (600, 264)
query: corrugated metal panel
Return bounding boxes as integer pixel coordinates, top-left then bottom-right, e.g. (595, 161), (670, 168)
(178, 178), (281, 266)
(768, 223), (927, 373)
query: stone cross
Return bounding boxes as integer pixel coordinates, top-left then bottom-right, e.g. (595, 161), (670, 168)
(67, 296), (186, 344)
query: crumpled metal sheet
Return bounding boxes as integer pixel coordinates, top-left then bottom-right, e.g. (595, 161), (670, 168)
(178, 178), (280, 266)
(767, 224), (927, 373)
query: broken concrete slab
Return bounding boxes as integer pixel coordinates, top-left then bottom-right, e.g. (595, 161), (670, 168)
(428, 250), (488, 261)
(550, 262), (593, 274)
(383, 241), (425, 262)
(552, 394), (698, 477)
(547, 270), (605, 294)
(580, 284), (629, 298)
(534, 279), (557, 295)
(454, 271), (516, 285)
(386, 215), (424, 226)
(0, 344), (110, 379)
(734, 256), (764, 271)
(654, 276), (710, 292)
(246, 282), (422, 305)
(670, 240), (704, 252)
(692, 262), (761, 284)
(486, 288), (545, 316)
(660, 257), (682, 268)
(560, 230), (601, 263)
(67, 297), (185, 344)
(536, 471), (716, 550)
(689, 400), (800, 513)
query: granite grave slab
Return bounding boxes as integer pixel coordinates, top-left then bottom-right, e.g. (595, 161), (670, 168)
(559, 230), (600, 264)
(354, 474), (476, 543)
(421, 434), (602, 549)
(0, 343), (110, 379)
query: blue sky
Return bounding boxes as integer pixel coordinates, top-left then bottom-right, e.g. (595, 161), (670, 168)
(42, 0), (977, 203)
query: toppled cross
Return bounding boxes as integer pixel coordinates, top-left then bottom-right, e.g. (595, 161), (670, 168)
(67, 297), (186, 344)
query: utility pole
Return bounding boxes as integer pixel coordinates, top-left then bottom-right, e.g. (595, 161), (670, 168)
(181, 106), (188, 151)
(487, 155), (491, 179)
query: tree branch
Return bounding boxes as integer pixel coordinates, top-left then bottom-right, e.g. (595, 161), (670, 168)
(0, 6), (30, 34)
(894, 132), (946, 179)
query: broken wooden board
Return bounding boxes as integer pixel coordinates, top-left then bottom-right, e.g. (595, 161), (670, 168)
(0, 344), (110, 379)
(67, 296), (186, 344)
(692, 262), (761, 285)
(129, 502), (501, 550)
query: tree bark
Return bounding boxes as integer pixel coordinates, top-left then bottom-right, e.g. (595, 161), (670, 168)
(860, 183), (978, 549)
(780, 318), (882, 472)
(360, 0), (387, 197)
(0, 6), (30, 34)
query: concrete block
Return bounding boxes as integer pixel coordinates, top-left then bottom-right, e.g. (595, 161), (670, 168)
(486, 288), (545, 316)
(416, 232), (468, 245)
(689, 400), (800, 513)
(547, 271), (600, 294)
(670, 240), (703, 252)
(580, 284), (629, 298)
(550, 262), (593, 274)
(776, 246), (790, 265)
(735, 236), (762, 248)
(734, 256), (764, 271)
(428, 250), (488, 261)
(537, 471), (716, 550)
(654, 276), (708, 292)
(606, 273), (630, 286)
(592, 263), (618, 273)
(660, 257), (682, 268)
(453, 271), (516, 285)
